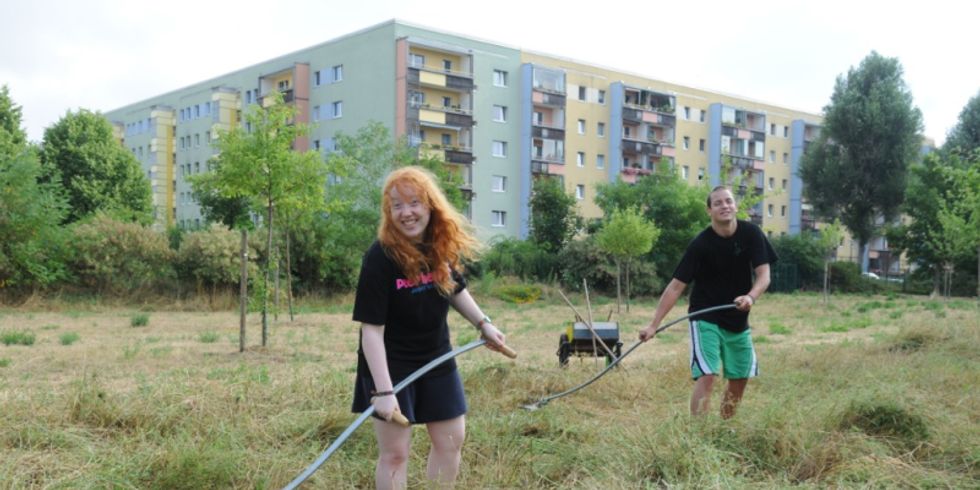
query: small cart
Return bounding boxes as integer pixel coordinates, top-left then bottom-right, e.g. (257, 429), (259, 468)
(557, 321), (623, 367)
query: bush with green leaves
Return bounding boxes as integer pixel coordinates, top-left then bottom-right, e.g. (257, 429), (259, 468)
(66, 214), (175, 295)
(482, 237), (558, 282)
(770, 232), (825, 289)
(176, 225), (260, 296)
(558, 237), (661, 296)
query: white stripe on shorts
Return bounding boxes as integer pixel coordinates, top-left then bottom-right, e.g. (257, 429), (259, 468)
(689, 319), (713, 375)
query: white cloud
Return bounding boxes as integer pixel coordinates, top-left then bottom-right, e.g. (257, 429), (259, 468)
(2, 0), (975, 144)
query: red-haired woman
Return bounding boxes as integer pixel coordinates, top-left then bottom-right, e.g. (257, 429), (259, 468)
(351, 166), (506, 489)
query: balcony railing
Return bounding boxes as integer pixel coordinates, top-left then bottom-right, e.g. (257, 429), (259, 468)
(445, 148), (474, 164)
(532, 152), (564, 164)
(622, 139), (661, 156)
(532, 126), (565, 140)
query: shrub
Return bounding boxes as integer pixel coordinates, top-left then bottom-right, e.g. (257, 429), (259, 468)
(198, 331), (220, 343)
(66, 214), (175, 295)
(558, 237), (661, 296)
(131, 314), (149, 327)
(482, 238), (558, 282)
(176, 225), (260, 298)
(0, 358), (9, 367)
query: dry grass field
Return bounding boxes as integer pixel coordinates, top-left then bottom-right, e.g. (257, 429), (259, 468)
(0, 287), (977, 488)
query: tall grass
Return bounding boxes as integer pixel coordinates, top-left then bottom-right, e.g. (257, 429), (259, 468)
(0, 292), (976, 488)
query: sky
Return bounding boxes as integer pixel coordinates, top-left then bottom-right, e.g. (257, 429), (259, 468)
(2, 0), (977, 146)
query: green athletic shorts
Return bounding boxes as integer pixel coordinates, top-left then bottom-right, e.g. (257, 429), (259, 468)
(689, 319), (758, 380)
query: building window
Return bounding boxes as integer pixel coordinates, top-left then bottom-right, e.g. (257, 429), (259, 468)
(782, 152), (788, 164)
(194, 134), (200, 147)
(699, 139), (705, 152)
(683, 136), (690, 150)
(491, 210), (506, 227)
(683, 106), (691, 120)
(598, 90), (606, 104)
(597, 122), (605, 137)
(698, 168), (705, 181)
(577, 151), (585, 167)
(770, 123), (776, 135)
(491, 175), (506, 192)
(278, 79), (290, 91)
(783, 126), (789, 138)
(781, 205), (787, 217)
(769, 150), (775, 163)
(332, 101), (343, 118)
(578, 86), (586, 101)
(767, 204), (774, 217)
(576, 184), (585, 200)
(409, 53), (425, 67)
(699, 110), (705, 123)
(492, 140), (507, 157)
(768, 177), (775, 190)
(532, 111), (542, 125)
(442, 96), (451, 108)
(682, 165), (690, 179)
(441, 133), (451, 146)
(332, 64), (343, 82)
(782, 179), (788, 189)
(493, 69), (508, 87)
(314, 71), (321, 86)
(492, 105), (507, 122)
(624, 126), (631, 138)
(312, 105), (320, 121)
(443, 59), (452, 71)
(577, 119), (586, 134)
(597, 154), (605, 169)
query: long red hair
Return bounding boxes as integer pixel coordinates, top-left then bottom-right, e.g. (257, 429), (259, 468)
(378, 166), (481, 296)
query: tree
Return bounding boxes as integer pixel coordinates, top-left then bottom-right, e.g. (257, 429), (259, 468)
(192, 92), (328, 347)
(0, 151), (69, 292)
(888, 152), (978, 297)
(595, 160), (708, 285)
(927, 159), (979, 298)
(800, 52), (923, 272)
(190, 171), (255, 352)
(39, 109), (152, 224)
(0, 85), (27, 158)
(944, 90), (980, 156)
(815, 219), (844, 303)
(0, 86), (69, 294)
(529, 177), (581, 254)
(595, 206), (660, 312)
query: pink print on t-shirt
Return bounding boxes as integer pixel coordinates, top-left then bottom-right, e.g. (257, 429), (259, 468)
(395, 272), (434, 290)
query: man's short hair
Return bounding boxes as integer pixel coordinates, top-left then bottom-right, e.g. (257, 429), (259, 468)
(707, 185), (732, 207)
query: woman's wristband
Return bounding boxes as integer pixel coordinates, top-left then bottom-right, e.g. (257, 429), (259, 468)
(371, 390), (394, 397)
(476, 315), (492, 330)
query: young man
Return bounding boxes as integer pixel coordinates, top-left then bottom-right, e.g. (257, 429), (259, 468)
(638, 185), (777, 418)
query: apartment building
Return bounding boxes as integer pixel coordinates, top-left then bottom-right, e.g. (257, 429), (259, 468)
(105, 19), (822, 242)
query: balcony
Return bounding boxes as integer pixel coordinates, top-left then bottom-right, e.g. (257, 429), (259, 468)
(532, 161), (564, 175)
(532, 91), (566, 107)
(532, 151), (564, 164)
(258, 89), (293, 108)
(445, 147), (474, 164)
(622, 139), (661, 156)
(532, 125), (565, 140)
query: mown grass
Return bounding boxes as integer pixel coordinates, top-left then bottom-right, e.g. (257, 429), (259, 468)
(0, 291), (976, 488)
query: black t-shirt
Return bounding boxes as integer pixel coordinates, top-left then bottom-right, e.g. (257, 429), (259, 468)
(352, 241), (466, 379)
(672, 220), (777, 333)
